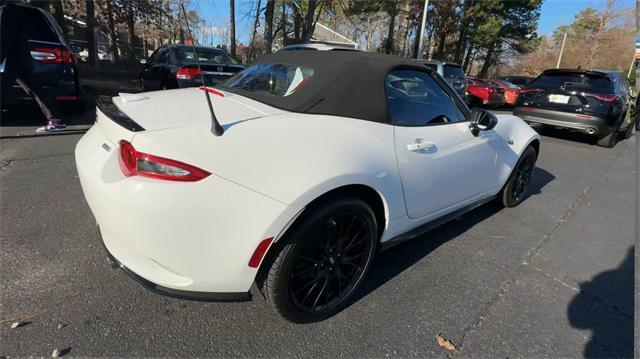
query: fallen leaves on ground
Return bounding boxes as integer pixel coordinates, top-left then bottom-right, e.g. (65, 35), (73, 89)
(436, 334), (457, 351)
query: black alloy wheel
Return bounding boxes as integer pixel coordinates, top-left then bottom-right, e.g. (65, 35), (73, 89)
(260, 198), (377, 323)
(501, 145), (537, 207)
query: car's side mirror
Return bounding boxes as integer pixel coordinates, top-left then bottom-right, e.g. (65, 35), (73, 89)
(139, 58), (148, 65)
(470, 108), (498, 135)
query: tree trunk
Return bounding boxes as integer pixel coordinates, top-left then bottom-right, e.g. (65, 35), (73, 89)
(385, 2), (397, 54)
(264, 0), (275, 53)
(106, 1), (119, 63)
(294, 9), (302, 42)
(179, 28), (185, 43)
(249, 0), (262, 59)
(412, 22), (421, 58)
(51, 0), (66, 36)
(127, 0), (136, 62)
(454, 26), (467, 63)
(301, 0), (318, 43)
(230, 0), (237, 57)
(478, 43), (496, 77)
(434, 31), (446, 59)
(462, 44), (474, 72)
(586, 0), (613, 68)
(282, 1), (288, 46)
(85, 0), (96, 66)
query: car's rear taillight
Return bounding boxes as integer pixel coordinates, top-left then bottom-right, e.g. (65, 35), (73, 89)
(520, 88), (542, 94)
(176, 67), (203, 80)
(118, 140), (210, 182)
(31, 47), (74, 64)
(583, 93), (618, 102)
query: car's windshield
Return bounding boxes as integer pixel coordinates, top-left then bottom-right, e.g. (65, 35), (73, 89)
(443, 65), (465, 79)
(528, 72), (613, 92)
(176, 47), (238, 64)
(224, 63), (314, 97)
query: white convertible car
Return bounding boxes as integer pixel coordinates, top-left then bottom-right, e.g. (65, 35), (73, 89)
(76, 51), (540, 322)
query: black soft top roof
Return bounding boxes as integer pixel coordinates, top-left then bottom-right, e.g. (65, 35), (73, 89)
(220, 51), (430, 124)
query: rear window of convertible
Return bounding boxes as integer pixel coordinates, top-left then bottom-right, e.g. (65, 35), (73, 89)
(224, 63), (314, 97)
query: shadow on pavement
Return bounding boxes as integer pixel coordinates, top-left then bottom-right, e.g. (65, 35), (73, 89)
(567, 246), (634, 358)
(352, 166), (556, 304)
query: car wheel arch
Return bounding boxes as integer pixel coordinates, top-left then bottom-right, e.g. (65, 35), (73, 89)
(254, 183), (387, 290)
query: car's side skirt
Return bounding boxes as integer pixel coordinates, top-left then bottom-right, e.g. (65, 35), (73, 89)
(380, 196), (497, 251)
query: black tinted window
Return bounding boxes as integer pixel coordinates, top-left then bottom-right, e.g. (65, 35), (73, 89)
(386, 69), (462, 126)
(528, 72), (613, 92)
(176, 47), (238, 64)
(24, 11), (58, 42)
(157, 49), (169, 63)
(443, 65), (465, 78)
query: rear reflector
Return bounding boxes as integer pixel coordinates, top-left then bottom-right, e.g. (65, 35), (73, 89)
(520, 88), (542, 94)
(522, 107), (534, 112)
(248, 237), (274, 268)
(576, 114), (592, 119)
(118, 140), (210, 181)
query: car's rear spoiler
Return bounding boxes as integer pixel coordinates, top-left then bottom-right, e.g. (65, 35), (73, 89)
(96, 96), (145, 132)
(542, 69), (610, 78)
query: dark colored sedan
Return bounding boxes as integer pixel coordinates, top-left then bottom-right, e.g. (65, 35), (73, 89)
(514, 69), (635, 147)
(139, 44), (245, 91)
(0, 3), (82, 113)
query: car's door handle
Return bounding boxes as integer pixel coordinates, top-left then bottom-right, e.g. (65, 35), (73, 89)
(407, 140), (435, 152)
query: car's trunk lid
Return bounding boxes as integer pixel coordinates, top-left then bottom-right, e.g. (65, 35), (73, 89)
(110, 87), (283, 133)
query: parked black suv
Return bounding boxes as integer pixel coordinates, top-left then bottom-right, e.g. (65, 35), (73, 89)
(514, 69), (635, 147)
(0, 3), (82, 113)
(139, 44), (244, 91)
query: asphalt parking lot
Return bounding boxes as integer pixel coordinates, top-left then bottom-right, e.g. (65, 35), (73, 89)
(0, 107), (635, 357)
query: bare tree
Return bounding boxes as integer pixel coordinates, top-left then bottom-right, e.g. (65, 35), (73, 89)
(264, 0), (275, 53)
(230, 0), (237, 57)
(85, 0), (97, 66)
(587, 0), (615, 68)
(249, 0), (263, 58)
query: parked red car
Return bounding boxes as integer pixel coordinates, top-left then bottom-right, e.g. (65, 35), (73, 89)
(467, 78), (505, 107)
(488, 79), (521, 106)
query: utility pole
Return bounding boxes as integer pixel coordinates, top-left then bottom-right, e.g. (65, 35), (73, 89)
(556, 32), (567, 68)
(416, 0), (429, 59)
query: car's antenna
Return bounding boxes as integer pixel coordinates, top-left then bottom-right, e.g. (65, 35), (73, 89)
(180, 2), (224, 136)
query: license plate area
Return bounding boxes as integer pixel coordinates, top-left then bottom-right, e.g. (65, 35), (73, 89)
(548, 94), (570, 104)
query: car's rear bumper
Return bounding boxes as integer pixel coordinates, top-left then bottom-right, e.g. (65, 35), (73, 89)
(75, 124), (303, 296)
(514, 107), (613, 135)
(102, 239), (251, 302)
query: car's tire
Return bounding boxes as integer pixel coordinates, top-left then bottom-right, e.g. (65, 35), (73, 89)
(597, 114), (625, 147)
(499, 145), (537, 208)
(260, 197), (378, 323)
(596, 130), (619, 148)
